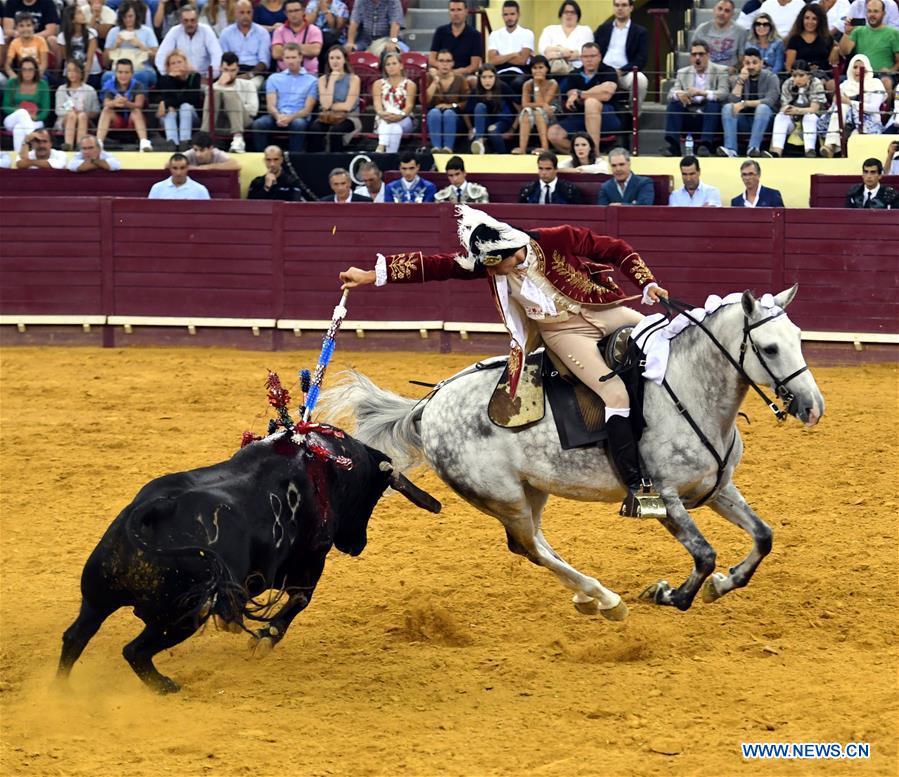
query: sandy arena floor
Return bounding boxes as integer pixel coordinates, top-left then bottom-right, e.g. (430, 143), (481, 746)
(1, 347), (896, 777)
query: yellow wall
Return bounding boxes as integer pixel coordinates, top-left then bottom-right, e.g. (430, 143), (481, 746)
(487, 0), (614, 42)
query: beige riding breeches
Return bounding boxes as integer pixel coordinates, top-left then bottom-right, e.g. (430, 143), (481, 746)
(539, 305), (643, 408)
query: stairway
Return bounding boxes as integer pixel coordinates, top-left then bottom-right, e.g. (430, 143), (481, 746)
(403, 0), (447, 53)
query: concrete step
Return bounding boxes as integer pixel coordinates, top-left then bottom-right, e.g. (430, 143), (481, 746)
(416, 0), (449, 9)
(404, 29), (434, 52)
(692, 8), (715, 29)
(405, 8), (450, 30)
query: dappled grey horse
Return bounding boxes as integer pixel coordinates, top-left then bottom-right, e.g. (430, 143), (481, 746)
(321, 288), (824, 621)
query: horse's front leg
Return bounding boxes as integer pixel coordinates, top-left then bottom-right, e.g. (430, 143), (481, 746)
(702, 482), (773, 603)
(640, 493), (716, 611)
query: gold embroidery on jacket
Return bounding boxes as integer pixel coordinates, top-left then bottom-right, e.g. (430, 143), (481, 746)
(551, 250), (602, 295)
(626, 253), (655, 285)
(388, 251), (422, 281)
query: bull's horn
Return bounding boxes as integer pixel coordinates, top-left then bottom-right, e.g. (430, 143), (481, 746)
(379, 461), (394, 473)
(389, 472), (441, 514)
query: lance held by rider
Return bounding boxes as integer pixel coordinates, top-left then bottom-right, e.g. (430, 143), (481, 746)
(339, 206), (669, 519)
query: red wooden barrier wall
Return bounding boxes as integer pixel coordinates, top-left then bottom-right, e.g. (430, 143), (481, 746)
(2, 198), (897, 334)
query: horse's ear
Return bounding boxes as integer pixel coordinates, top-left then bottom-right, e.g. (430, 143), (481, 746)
(741, 290), (756, 316)
(774, 284), (798, 310)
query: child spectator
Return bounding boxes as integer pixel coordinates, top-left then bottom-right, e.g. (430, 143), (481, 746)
(308, 45), (360, 152)
(373, 50), (415, 153)
(2, 56), (50, 151)
(97, 57), (152, 150)
(55, 60), (100, 150)
(5, 14), (49, 78)
(770, 59), (825, 156)
(156, 49), (201, 149)
(746, 13), (784, 74)
(513, 54), (557, 154)
(464, 63), (514, 154)
(58, 5), (101, 87)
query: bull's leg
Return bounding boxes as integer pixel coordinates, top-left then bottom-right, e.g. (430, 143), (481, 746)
(702, 482), (773, 603)
(639, 493), (716, 611)
(122, 621), (199, 694)
(57, 600), (117, 682)
(247, 590), (312, 659)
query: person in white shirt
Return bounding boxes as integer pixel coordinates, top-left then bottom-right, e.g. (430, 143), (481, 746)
(148, 153), (211, 199)
(537, 0), (593, 72)
(200, 52), (259, 153)
(0, 25), (8, 90)
(486, 0), (534, 90)
(668, 155), (722, 206)
(846, 0), (899, 27)
(813, 0), (853, 34)
(0, 151), (12, 168)
(155, 5), (223, 79)
(354, 160), (385, 202)
(15, 129), (67, 169)
(594, 0), (650, 107)
(67, 134), (122, 171)
(753, 0), (807, 37)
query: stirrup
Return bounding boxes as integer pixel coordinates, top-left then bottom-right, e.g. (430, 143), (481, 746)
(620, 481), (666, 520)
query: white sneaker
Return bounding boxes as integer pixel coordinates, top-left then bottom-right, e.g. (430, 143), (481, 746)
(229, 135), (246, 153)
(139, 139), (153, 152)
(716, 146), (737, 158)
(470, 138), (485, 155)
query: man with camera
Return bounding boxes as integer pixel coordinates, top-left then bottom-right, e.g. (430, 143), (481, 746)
(839, 0), (899, 98)
(15, 128), (66, 169)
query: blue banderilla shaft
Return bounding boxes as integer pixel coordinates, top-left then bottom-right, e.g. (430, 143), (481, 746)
(303, 290), (349, 422)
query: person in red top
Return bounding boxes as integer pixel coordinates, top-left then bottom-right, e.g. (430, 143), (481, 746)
(340, 205), (669, 517)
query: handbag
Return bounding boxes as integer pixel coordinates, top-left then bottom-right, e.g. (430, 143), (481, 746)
(317, 110), (347, 124)
(108, 45), (149, 68)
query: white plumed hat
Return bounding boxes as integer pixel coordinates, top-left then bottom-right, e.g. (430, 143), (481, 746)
(453, 205), (531, 271)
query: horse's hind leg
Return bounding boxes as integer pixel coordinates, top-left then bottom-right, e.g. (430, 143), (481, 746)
(640, 494), (716, 611)
(57, 599), (117, 683)
(702, 482), (773, 603)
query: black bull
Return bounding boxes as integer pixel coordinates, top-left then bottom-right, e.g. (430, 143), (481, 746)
(56, 430), (440, 694)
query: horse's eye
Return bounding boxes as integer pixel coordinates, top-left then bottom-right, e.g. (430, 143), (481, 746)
(762, 345), (779, 357)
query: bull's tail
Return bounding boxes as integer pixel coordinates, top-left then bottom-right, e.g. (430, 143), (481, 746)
(319, 370), (425, 472)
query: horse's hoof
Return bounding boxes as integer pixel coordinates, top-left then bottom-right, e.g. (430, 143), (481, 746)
(638, 580), (670, 604)
(572, 595), (601, 615)
(599, 599), (629, 622)
(248, 635), (274, 659)
(701, 572), (728, 603)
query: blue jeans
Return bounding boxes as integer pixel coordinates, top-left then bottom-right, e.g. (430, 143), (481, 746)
(427, 107), (458, 149)
(133, 66), (157, 90)
(162, 104), (197, 143)
(664, 100), (723, 148)
(722, 103), (773, 151)
(472, 102), (513, 153)
(250, 115), (309, 152)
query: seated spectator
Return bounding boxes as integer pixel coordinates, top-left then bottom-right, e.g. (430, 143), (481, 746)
(559, 131), (609, 171)
(785, 4), (837, 88)
(548, 42), (623, 154)
(67, 133), (122, 171)
(513, 54), (558, 153)
(435, 155), (489, 202)
(464, 63), (515, 154)
(486, 0), (534, 90)
(14, 128), (67, 168)
(2, 57), (50, 152)
(838, 0), (899, 98)
(5, 13), (49, 78)
(97, 58), (151, 151)
(273, 0), (322, 74)
(717, 47), (780, 157)
(730, 158), (784, 206)
(668, 154), (722, 206)
(251, 43), (318, 152)
(157, 49), (202, 150)
(845, 156), (898, 206)
(218, 0), (271, 89)
(821, 53), (887, 156)
(354, 160), (385, 201)
(105, 0), (159, 89)
(58, 5), (101, 87)
(307, 0), (350, 70)
(844, 0), (899, 28)
(248, 144), (316, 199)
(201, 50), (258, 152)
(3, 0), (58, 59)
(693, 0), (747, 73)
(149, 152), (211, 198)
(253, 0), (286, 34)
(0, 28), (6, 91)
(372, 51), (416, 153)
(427, 48), (470, 153)
(770, 60), (825, 156)
(320, 166), (372, 201)
(813, 0), (852, 37)
(754, 0), (807, 38)
(663, 40), (729, 157)
(345, 0), (404, 52)
(0, 151), (10, 168)
(308, 44), (360, 152)
(519, 150), (583, 203)
(597, 146), (653, 205)
(88, 0), (117, 45)
(55, 60), (100, 151)
(154, 0), (184, 38)
(181, 130), (240, 170)
(594, 0), (649, 107)
(156, 5), (223, 79)
(384, 152), (437, 202)
(539, 0), (593, 75)
(429, 0), (483, 79)
(201, 0), (236, 36)
(746, 13), (784, 74)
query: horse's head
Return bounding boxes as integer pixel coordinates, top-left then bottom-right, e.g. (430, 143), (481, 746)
(740, 285), (825, 427)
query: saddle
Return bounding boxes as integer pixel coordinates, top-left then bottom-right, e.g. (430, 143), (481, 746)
(487, 327), (646, 450)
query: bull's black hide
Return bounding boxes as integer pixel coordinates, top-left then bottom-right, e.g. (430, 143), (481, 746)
(56, 429), (439, 694)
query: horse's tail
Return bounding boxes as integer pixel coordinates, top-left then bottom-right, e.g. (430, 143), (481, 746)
(318, 369), (425, 472)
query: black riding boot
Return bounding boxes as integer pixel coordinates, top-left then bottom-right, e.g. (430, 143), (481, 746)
(604, 415), (665, 519)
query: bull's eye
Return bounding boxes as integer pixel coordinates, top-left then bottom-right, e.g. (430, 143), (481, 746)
(762, 344), (779, 357)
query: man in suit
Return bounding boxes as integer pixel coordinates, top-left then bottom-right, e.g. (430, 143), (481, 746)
(597, 147), (654, 205)
(845, 157), (898, 208)
(320, 167), (373, 202)
(730, 159), (784, 206)
(435, 156), (490, 203)
(519, 151), (584, 204)
(594, 0), (649, 109)
(384, 152), (438, 203)
(663, 39), (729, 157)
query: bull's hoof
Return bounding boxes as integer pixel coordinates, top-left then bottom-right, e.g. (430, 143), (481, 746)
(638, 580), (671, 605)
(214, 615), (244, 634)
(701, 572), (728, 603)
(153, 676), (181, 695)
(599, 599), (629, 622)
(248, 635), (274, 659)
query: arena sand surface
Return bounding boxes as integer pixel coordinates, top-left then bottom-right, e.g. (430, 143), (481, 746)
(1, 347), (896, 777)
